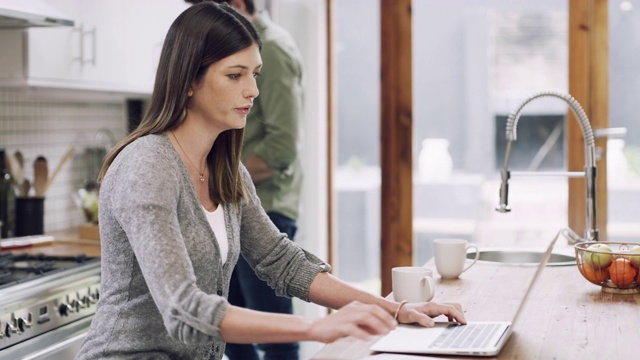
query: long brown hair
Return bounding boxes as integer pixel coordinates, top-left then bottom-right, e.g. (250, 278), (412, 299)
(99, 2), (261, 205)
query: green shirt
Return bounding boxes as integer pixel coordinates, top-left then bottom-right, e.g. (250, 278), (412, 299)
(242, 11), (303, 221)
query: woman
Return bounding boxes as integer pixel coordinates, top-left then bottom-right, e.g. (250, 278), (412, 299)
(76, 3), (465, 359)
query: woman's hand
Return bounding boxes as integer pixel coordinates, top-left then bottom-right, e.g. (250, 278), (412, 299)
(396, 302), (466, 327)
(307, 301), (398, 343)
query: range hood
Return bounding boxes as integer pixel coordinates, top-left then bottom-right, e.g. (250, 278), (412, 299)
(0, 0), (74, 28)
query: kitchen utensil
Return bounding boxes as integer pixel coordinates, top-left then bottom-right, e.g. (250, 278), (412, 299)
(21, 179), (31, 197)
(575, 241), (640, 294)
(44, 145), (75, 194)
(5, 151), (25, 195)
(14, 151), (24, 172)
(33, 156), (48, 196)
(5, 152), (22, 188)
(84, 147), (107, 185)
(14, 152), (26, 195)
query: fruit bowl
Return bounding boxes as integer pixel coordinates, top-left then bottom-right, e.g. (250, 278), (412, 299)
(575, 242), (640, 294)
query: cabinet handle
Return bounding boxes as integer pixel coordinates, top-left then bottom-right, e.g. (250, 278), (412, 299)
(73, 24), (96, 66)
(83, 27), (96, 66)
(73, 24), (84, 63)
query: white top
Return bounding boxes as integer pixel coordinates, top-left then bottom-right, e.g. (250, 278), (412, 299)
(203, 205), (228, 263)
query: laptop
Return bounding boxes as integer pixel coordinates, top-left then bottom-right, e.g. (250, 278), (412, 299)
(370, 234), (560, 357)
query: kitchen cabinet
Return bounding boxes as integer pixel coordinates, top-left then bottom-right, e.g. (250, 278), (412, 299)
(121, 0), (190, 94)
(0, 0), (188, 94)
(25, 0), (126, 90)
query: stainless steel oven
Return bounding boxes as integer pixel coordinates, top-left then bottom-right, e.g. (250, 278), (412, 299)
(0, 253), (100, 360)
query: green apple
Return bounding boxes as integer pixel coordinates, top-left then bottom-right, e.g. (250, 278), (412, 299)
(625, 245), (640, 269)
(584, 243), (613, 269)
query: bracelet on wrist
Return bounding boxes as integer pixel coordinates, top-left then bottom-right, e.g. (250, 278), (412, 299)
(394, 300), (408, 321)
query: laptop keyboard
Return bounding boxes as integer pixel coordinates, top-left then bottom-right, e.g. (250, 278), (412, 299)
(431, 323), (501, 349)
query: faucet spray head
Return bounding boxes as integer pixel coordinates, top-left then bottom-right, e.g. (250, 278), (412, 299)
(496, 169), (511, 213)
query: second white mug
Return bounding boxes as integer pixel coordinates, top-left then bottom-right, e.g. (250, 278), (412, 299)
(392, 266), (436, 303)
(433, 238), (480, 279)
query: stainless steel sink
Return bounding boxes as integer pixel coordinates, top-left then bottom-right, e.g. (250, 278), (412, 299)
(467, 249), (576, 266)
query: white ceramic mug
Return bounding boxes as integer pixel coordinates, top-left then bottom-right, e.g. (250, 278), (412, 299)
(433, 238), (480, 279)
(392, 266), (436, 303)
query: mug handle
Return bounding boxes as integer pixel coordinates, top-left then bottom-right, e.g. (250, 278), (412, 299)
(419, 276), (436, 302)
(462, 245), (480, 274)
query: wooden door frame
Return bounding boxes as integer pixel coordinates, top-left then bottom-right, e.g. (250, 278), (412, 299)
(379, 0), (413, 296)
(326, 0), (335, 271)
(568, 0), (608, 240)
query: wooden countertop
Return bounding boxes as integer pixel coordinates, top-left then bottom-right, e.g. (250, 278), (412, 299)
(0, 228), (101, 258)
(312, 255), (639, 359)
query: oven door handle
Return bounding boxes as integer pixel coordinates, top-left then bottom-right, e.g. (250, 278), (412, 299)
(20, 333), (88, 360)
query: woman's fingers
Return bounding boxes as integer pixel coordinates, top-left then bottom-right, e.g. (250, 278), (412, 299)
(398, 302), (467, 326)
(338, 301), (397, 335)
(308, 300), (466, 344)
(348, 323), (380, 341)
(308, 301), (397, 343)
(405, 307), (436, 327)
(439, 302), (466, 324)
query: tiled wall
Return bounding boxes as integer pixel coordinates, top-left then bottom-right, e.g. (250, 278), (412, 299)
(0, 87), (127, 234)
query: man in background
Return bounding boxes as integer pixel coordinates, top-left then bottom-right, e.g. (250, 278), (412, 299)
(189, 1), (305, 359)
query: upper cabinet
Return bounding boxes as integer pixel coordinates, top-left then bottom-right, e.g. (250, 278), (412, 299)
(121, 0), (190, 94)
(0, 0), (189, 95)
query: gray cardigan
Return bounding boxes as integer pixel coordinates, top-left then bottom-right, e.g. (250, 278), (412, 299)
(76, 134), (329, 360)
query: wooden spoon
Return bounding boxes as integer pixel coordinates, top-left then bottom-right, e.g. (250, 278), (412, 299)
(14, 151), (24, 171)
(11, 151), (25, 186)
(33, 156), (48, 197)
(21, 179), (31, 197)
(44, 145), (75, 194)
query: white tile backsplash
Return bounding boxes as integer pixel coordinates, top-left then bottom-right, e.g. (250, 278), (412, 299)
(0, 87), (127, 233)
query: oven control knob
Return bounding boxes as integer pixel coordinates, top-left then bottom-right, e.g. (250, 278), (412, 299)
(59, 303), (75, 316)
(59, 295), (77, 316)
(82, 294), (95, 306)
(5, 315), (18, 337)
(85, 288), (98, 305)
(18, 313), (33, 332)
(71, 299), (84, 312)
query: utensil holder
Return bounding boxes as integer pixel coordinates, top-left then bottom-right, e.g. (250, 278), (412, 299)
(16, 197), (45, 236)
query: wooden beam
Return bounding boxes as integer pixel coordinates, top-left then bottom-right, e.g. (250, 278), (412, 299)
(591, 0), (608, 240)
(568, 0), (608, 240)
(326, 0), (335, 271)
(380, 0), (413, 296)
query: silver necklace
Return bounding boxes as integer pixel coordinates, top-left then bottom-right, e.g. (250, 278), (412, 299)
(171, 130), (205, 183)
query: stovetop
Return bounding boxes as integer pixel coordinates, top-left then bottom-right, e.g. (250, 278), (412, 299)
(0, 253), (98, 291)
(0, 252), (101, 351)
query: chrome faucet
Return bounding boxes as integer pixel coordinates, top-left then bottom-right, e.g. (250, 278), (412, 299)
(496, 91), (599, 241)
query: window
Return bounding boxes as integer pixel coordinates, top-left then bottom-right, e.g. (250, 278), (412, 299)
(412, 0), (570, 265)
(608, 0), (640, 242)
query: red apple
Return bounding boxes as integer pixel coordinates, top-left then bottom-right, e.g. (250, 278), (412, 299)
(609, 258), (638, 288)
(581, 262), (610, 284)
(583, 243), (613, 270)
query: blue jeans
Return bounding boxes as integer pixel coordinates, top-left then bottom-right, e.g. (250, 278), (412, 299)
(224, 212), (299, 360)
